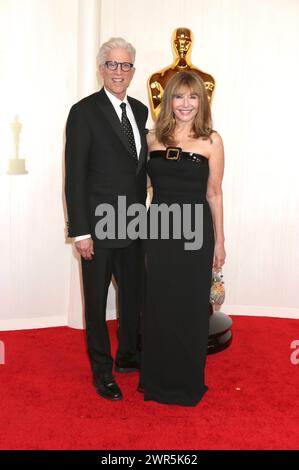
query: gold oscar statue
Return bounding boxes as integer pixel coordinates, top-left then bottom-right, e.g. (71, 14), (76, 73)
(148, 27), (215, 119)
(7, 116), (28, 175)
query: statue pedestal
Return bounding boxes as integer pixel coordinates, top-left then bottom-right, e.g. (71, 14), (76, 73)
(208, 305), (233, 354)
(7, 158), (28, 175)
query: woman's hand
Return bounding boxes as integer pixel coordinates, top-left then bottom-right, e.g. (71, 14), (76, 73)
(213, 241), (226, 270)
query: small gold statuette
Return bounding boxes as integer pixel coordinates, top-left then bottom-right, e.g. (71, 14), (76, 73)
(148, 27), (216, 119)
(7, 115), (28, 175)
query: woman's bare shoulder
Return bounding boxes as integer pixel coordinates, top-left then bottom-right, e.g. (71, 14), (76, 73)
(146, 129), (156, 145)
(147, 129), (164, 151)
(209, 130), (223, 146)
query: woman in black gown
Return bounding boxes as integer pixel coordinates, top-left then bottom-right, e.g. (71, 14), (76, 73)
(140, 72), (226, 406)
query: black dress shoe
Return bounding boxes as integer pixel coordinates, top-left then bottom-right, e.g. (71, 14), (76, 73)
(115, 359), (140, 373)
(93, 374), (123, 401)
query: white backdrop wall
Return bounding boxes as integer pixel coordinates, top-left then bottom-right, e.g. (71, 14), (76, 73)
(0, 0), (86, 329)
(0, 0), (298, 331)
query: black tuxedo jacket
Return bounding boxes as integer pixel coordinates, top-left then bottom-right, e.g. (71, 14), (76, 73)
(65, 88), (148, 248)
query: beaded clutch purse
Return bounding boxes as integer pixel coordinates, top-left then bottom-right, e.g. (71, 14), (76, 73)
(210, 269), (225, 309)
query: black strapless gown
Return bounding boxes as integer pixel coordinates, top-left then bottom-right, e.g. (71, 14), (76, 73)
(140, 150), (215, 406)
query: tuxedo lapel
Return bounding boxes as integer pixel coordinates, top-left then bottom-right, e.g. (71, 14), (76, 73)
(95, 88), (132, 156)
(128, 97), (147, 174)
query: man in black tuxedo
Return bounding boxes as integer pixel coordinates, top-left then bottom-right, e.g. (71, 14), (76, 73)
(65, 38), (148, 401)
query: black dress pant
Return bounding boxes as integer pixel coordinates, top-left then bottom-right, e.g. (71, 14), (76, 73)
(81, 240), (143, 377)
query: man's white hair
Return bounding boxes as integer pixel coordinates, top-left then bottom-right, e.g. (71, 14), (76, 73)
(97, 37), (136, 66)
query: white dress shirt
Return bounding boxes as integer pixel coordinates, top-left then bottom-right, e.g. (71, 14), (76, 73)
(104, 88), (141, 157)
(74, 88), (141, 242)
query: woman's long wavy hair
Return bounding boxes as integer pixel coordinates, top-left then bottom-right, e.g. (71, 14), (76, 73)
(155, 71), (213, 147)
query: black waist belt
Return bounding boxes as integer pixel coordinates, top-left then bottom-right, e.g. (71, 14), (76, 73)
(150, 147), (208, 164)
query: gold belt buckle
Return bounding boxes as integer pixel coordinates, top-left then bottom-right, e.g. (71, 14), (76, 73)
(165, 147), (182, 161)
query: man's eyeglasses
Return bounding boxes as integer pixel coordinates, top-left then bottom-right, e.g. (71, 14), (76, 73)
(104, 61), (134, 72)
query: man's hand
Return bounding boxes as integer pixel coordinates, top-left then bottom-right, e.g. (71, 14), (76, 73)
(75, 238), (94, 260)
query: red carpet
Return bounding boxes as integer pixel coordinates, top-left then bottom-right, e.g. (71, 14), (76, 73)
(0, 316), (298, 450)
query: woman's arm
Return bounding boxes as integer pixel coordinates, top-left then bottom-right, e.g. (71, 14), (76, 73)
(206, 132), (226, 269)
